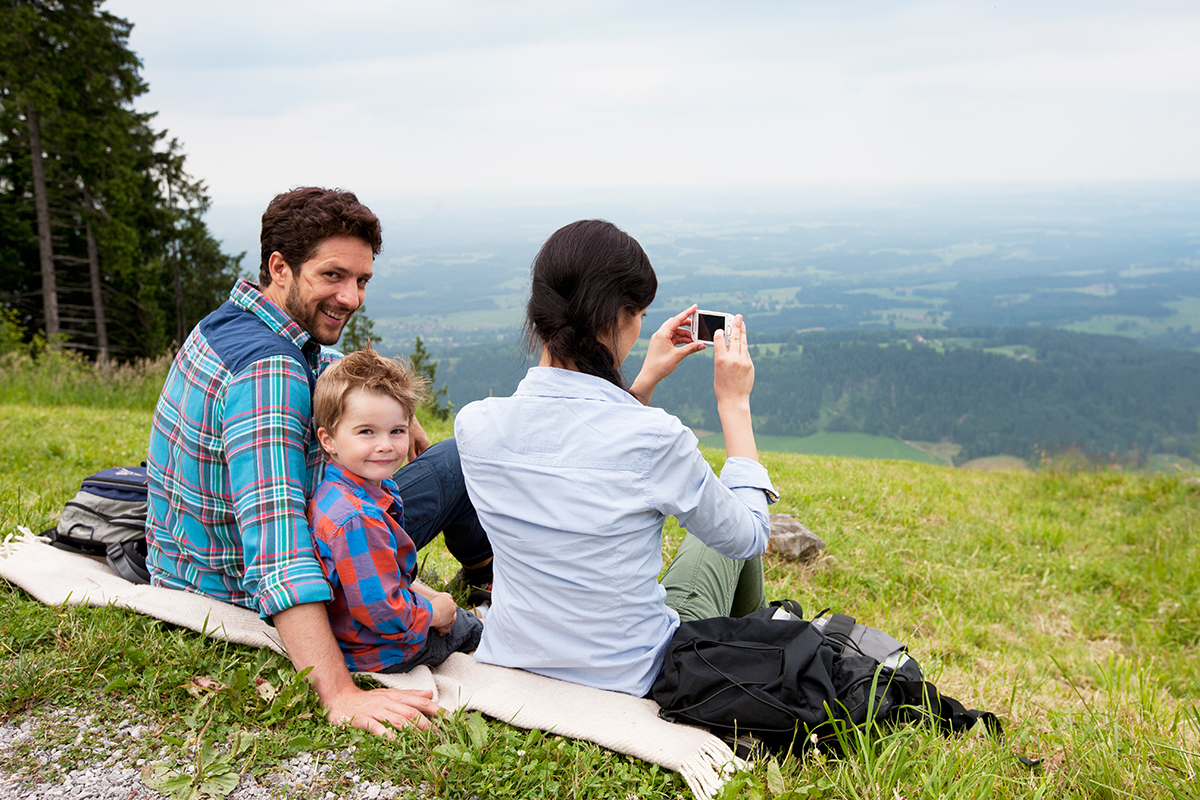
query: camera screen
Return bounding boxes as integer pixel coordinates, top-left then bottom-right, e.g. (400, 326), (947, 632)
(695, 312), (727, 343)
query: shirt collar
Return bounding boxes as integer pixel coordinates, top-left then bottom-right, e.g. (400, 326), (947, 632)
(228, 278), (315, 353)
(515, 366), (641, 405)
(322, 460), (400, 507)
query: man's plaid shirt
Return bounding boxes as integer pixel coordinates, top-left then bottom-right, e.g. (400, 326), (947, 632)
(146, 279), (339, 618)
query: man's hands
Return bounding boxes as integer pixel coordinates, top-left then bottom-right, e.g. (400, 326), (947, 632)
(324, 684), (443, 736)
(630, 305), (706, 406)
(407, 414), (431, 463)
(273, 602), (443, 736)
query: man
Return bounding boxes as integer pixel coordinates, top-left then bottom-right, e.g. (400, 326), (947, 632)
(146, 187), (492, 734)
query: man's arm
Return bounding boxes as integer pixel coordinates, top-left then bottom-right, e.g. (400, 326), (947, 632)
(273, 603), (443, 734)
(224, 358), (439, 733)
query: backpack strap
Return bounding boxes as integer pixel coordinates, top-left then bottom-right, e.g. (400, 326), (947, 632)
(822, 613), (857, 654)
(768, 599), (805, 620)
(896, 679), (1004, 738)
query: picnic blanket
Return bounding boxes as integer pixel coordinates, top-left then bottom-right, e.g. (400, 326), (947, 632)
(0, 530), (739, 799)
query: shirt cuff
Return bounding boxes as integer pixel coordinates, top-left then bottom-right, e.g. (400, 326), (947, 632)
(719, 457), (780, 504)
(255, 560), (334, 620)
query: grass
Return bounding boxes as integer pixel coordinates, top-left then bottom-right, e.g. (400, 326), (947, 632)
(2, 357), (1199, 798)
(0, 343), (171, 410)
(698, 431), (946, 466)
(959, 455), (1031, 472)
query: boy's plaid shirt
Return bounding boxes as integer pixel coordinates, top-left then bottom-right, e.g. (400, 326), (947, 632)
(146, 279), (339, 618)
(308, 461), (434, 672)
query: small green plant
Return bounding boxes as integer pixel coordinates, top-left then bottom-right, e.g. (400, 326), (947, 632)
(0, 336), (171, 409)
(0, 307), (26, 355)
(147, 715), (256, 800)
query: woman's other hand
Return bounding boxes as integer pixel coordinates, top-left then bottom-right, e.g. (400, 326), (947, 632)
(713, 314), (754, 405)
(713, 315), (758, 462)
(630, 305), (706, 406)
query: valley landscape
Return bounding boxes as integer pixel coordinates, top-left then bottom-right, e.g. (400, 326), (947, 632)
(278, 183), (1200, 470)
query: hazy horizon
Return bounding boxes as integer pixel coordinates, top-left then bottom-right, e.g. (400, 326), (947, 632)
(106, 0), (1200, 210)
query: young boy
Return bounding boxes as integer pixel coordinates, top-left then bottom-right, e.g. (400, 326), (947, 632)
(308, 347), (483, 674)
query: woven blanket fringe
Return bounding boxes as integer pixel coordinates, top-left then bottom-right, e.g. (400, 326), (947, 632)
(2, 527), (40, 558)
(679, 741), (746, 800)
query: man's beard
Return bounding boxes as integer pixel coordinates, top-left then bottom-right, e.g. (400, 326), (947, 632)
(284, 280), (351, 346)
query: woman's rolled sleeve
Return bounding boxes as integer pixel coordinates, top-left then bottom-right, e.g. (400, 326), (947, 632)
(651, 421), (777, 561)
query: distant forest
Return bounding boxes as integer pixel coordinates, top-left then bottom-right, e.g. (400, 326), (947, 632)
(438, 328), (1200, 463)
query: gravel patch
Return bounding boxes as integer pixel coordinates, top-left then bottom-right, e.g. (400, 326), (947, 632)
(0, 708), (428, 800)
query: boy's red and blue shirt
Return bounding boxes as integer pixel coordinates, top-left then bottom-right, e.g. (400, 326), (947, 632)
(308, 461), (434, 672)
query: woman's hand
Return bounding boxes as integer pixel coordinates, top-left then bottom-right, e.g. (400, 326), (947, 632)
(713, 314), (754, 405)
(630, 305), (706, 406)
(713, 315), (758, 462)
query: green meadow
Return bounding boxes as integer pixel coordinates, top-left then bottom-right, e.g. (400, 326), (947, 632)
(697, 431), (947, 466)
(1, 354), (1198, 799)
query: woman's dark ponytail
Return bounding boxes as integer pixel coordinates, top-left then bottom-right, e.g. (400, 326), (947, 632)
(526, 220), (657, 391)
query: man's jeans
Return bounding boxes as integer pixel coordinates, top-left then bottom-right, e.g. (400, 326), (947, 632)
(392, 439), (492, 568)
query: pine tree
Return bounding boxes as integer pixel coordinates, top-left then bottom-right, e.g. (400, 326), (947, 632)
(0, 0), (240, 359)
(409, 336), (452, 421)
(338, 306), (377, 353)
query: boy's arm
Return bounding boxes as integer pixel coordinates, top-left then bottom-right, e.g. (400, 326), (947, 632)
(322, 510), (437, 647)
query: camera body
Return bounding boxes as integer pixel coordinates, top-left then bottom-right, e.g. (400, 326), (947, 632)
(690, 309), (734, 345)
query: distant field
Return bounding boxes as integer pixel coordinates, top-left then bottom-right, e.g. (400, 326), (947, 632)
(959, 455), (1031, 472)
(1062, 295), (1200, 347)
(697, 430), (945, 464)
(1144, 453), (1200, 475)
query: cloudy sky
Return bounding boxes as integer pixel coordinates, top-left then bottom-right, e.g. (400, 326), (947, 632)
(106, 0), (1200, 212)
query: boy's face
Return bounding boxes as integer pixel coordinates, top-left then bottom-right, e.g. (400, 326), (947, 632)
(316, 389), (410, 486)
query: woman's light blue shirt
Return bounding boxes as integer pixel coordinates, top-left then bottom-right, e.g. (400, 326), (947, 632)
(455, 367), (777, 695)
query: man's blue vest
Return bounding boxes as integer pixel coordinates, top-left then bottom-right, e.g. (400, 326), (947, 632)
(198, 300), (317, 390)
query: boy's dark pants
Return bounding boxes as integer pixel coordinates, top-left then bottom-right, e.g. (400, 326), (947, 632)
(381, 608), (484, 673)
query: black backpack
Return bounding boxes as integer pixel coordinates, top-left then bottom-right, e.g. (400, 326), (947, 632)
(650, 600), (1000, 755)
(43, 466), (151, 584)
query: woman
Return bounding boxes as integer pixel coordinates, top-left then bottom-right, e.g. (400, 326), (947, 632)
(454, 219), (777, 696)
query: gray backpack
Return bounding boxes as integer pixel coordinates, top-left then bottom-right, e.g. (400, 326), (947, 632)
(44, 466), (150, 584)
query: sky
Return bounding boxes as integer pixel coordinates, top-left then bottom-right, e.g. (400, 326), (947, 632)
(103, 0), (1200, 216)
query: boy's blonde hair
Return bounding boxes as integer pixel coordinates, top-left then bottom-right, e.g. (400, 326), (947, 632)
(313, 345), (430, 434)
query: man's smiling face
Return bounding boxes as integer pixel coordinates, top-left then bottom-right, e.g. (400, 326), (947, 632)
(278, 235), (374, 345)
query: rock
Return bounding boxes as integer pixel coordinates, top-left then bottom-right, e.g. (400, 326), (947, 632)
(766, 514), (825, 563)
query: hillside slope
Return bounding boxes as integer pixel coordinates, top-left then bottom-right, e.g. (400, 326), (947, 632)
(2, 402), (1197, 797)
